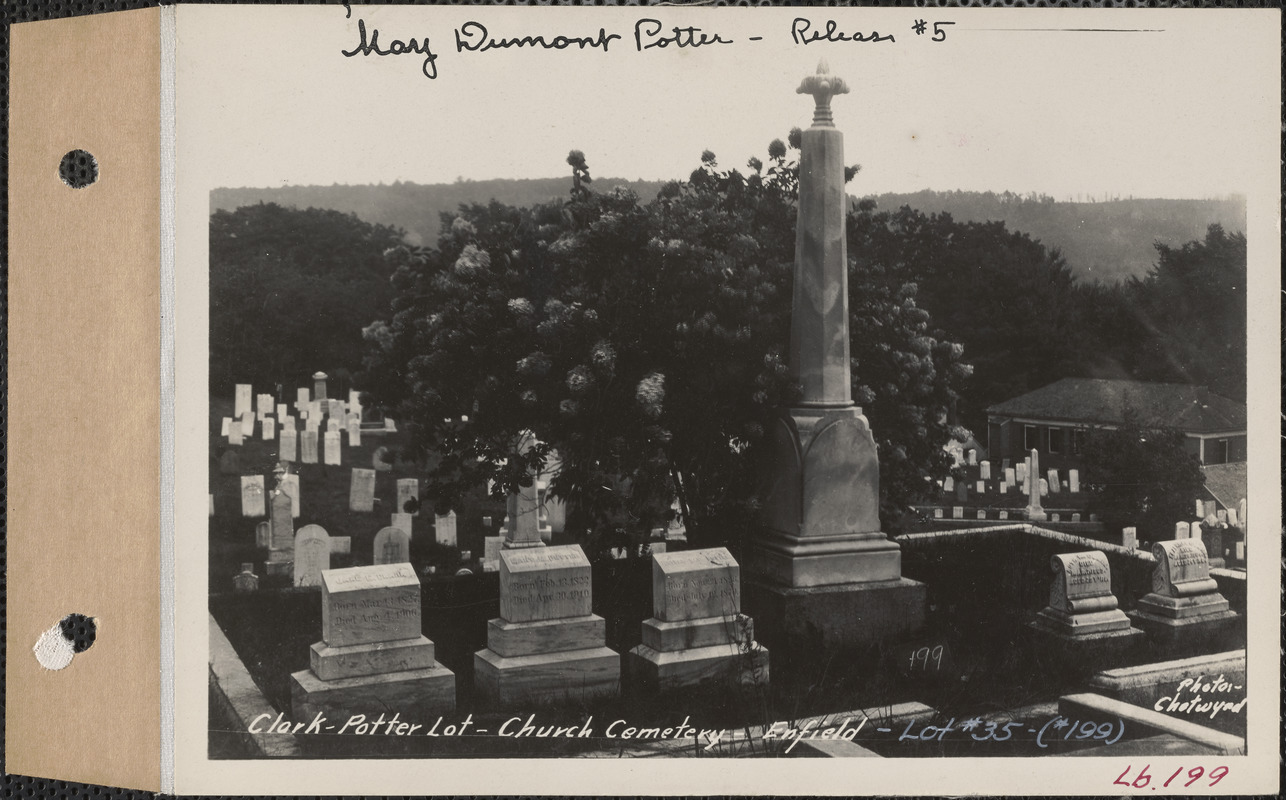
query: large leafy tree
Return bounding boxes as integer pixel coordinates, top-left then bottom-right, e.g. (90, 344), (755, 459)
(1078, 412), (1206, 543)
(209, 203), (406, 395)
(363, 141), (969, 552)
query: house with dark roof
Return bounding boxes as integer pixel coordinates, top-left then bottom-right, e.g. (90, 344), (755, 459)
(985, 378), (1246, 470)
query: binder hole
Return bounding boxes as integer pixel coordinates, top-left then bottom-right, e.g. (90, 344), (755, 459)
(59, 149), (98, 188)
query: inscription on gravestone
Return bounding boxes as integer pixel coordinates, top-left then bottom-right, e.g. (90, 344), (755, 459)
(241, 475), (265, 517)
(348, 468), (376, 513)
(321, 564), (421, 647)
(280, 428), (297, 462)
(373, 526), (411, 565)
(499, 545), (593, 623)
(324, 431), (341, 465)
(301, 430), (319, 464)
(294, 525), (331, 588)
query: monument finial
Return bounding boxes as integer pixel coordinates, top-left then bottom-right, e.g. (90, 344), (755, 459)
(797, 60), (849, 127)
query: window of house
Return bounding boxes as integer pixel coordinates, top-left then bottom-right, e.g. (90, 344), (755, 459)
(1047, 427), (1063, 454)
(1210, 439), (1229, 465)
(1072, 429), (1086, 455)
(1024, 425), (1038, 451)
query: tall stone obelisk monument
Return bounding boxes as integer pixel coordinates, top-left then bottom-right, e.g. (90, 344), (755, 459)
(745, 62), (925, 661)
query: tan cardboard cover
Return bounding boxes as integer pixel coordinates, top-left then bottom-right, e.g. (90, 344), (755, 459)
(7, 8), (162, 791)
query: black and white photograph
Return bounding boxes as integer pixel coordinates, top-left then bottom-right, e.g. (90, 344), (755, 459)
(171, 5), (1278, 794)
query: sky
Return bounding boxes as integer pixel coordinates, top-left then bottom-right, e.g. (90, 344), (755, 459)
(176, 6), (1278, 200)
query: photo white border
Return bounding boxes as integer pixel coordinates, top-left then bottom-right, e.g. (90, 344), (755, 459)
(172, 6), (1281, 794)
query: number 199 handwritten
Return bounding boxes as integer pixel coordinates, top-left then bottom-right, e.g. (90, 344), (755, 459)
(1113, 765), (1229, 789)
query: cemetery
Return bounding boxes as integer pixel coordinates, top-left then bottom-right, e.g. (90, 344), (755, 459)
(207, 64), (1248, 761)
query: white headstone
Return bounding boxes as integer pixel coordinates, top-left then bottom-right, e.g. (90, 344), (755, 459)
(301, 430), (319, 464)
(1016, 462), (1028, 482)
(373, 526), (411, 565)
(1235, 541), (1245, 560)
(1216, 509), (1227, 524)
(348, 468), (376, 512)
(934, 508), (943, 519)
(966, 449), (976, 466)
(1068, 469), (1080, 493)
(228, 422), (243, 447)
(347, 420), (362, 447)
(327, 418), (341, 433)
(234, 384), (252, 419)
(262, 417), (275, 441)
(975, 481), (985, 494)
(952, 506), (963, 519)
(1004, 467), (1017, 486)
(1046, 468), (1060, 493)
(1175, 521), (1191, 539)
(280, 428), (297, 462)
(293, 525), (331, 588)
(1226, 507), (1238, 527)
(1071, 512), (1081, 522)
(998, 510), (1009, 520)
(434, 511), (458, 547)
(324, 431), (341, 465)
(976, 510), (986, 520)
(240, 475), (266, 517)
(1039, 478), (1049, 496)
(1122, 526), (1137, 549)
(1195, 499), (1205, 517)
(942, 476), (954, 493)
(220, 417), (231, 436)
(276, 403), (288, 420)
(979, 461), (991, 480)
(384, 418), (397, 432)
(240, 413), (254, 437)
(396, 479), (419, 517)
(296, 387), (309, 412)
(282, 473), (301, 517)
(391, 513), (413, 538)
(999, 483), (1008, 494)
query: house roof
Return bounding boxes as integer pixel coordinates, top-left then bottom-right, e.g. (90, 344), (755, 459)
(1201, 462), (1247, 510)
(985, 378), (1246, 433)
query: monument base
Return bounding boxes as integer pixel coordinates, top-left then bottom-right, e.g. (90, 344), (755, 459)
(309, 635), (435, 681)
(1027, 616), (1145, 662)
(264, 560), (293, 578)
(1032, 606), (1134, 636)
(743, 577), (926, 660)
(627, 642), (769, 693)
(290, 662), (456, 722)
(1128, 602), (1241, 652)
(747, 536), (902, 588)
(473, 646), (620, 707)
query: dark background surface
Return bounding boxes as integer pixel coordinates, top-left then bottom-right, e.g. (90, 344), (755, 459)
(0, 0), (1276, 797)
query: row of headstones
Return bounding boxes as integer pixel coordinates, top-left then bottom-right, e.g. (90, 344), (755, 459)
(933, 507), (1095, 522)
(1194, 498), (1247, 531)
(1033, 538), (1235, 642)
(1120, 519), (1246, 565)
(943, 464), (1080, 497)
(289, 544), (767, 720)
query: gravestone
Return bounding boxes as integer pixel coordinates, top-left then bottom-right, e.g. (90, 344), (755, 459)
(270, 492), (293, 550)
(977, 510), (986, 520)
(1068, 469), (1080, 493)
(1129, 539), (1237, 644)
(998, 511), (1009, 520)
(1050, 513), (1060, 522)
(347, 420), (361, 447)
(1195, 499), (1205, 517)
(257, 393), (271, 420)
(291, 564), (454, 721)
(975, 481), (985, 494)
(240, 413), (254, 437)
(328, 399), (344, 421)
(966, 449), (976, 466)
(979, 461), (991, 481)
(227, 422), (243, 447)
(234, 383), (252, 419)
(1235, 541), (1244, 561)
(483, 536), (502, 566)
(933, 509), (943, 519)
(951, 506), (962, 519)
(434, 512), (458, 547)
(301, 430), (319, 464)
(233, 563), (259, 592)
(373, 527), (410, 565)
(327, 418), (341, 433)
(1215, 509), (1227, 524)
(219, 450), (240, 475)
(255, 521), (271, 549)
(1029, 551), (1139, 656)
(372, 446), (393, 472)
(384, 418), (397, 432)
(1004, 467), (1016, 486)
(1024, 448), (1047, 521)
(263, 418), (275, 441)
(308, 400), (322, 421)
(296, 387), (309, 412)
(391, 513), (413, 539)
(240, 476), (265, 517)
(324, 431), (341, 465)
(277, 403), (288, 420)
(474, 545), (618, 706)
(312, 371), (328, 401)
(1039, 478), (1049, 497)
(282, 473), (301, 517)
(220, 417), (231, 436)
(999, 483), (1008, 495)
(1047, 469), (1060, 493)
(1071, 512), (1081, 523)
(1175, 522), (1190, 539)
(280, 428), (297, 462)
(293, 525), (331, 588)
(396, 479), (419, 517)
(1226, 507), (1238, 527)
(1236, 498), (1246, 529)
(942, 476), (954, 493)
(629, 548), (769, 692)
(1122, 526), (1137, 549)
(348, 468), (376, 513)
(1016, 462), (1028, 483)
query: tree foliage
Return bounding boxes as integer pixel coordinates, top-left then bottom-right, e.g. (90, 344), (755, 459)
(363, 141), (969, 552)
(1077, 412), (1206, 543)
(209, 203), (406, 395)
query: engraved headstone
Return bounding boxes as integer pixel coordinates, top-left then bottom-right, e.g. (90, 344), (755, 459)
(979, 461), (991, 481)
(233, 563), (259, 593)
(1047, 551), (1113, 611)
(1047, 468), (1060, 493)
(934, 508), (943, 519)
(234, 383), (252, 419)
(499, 545), (593, 623)
(373, 526), (411, 565)
(263, 417), (275, 441)
(347, 420), (361, 447)
(348, 468), (376, 512)
(280, 428), (297, 462)
(308, 400), (322, 421)
(327, 418), (341, 433)
(1005, 467), (1017, 486)
(977, 510), (986, 520)
(484, 536), (502, 564)
(1122, 527), (1137, 549)
(1039, 478), (1049, 496)
(1016, 462), (1028, 483)
(301, 430), (319, 464)
(1150, 539), (1213, 596)
(999, 483), (1008, 495)
(324, 431), (341, 465)
(396, 479), (419, 517)
(293, 525), (331, 588)
(1068, 469), (1080, 493)
(975, 481), (985, 494)
(1030, 550), (1133, 638)
(240, 475), (265, 517)
(296, 387), (309, 412)
(1071, 512), (1081, 522)
(1175, 521), (1191, 539)
(434, 511), (458, 547)
(998, 511), (1009, 520)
